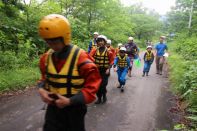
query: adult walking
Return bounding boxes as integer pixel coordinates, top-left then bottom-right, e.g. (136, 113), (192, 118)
(155, 36), (168, 75)
(125, 37), (139, 77)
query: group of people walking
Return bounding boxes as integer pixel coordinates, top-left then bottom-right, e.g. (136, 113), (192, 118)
(36, 14), (168, 131)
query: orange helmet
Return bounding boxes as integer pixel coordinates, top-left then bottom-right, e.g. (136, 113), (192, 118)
(38, 14), (71, 45)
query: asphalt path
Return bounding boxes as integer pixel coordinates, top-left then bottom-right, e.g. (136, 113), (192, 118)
(0, 56), (175, 131)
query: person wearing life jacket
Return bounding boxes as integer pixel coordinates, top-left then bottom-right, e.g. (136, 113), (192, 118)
(125, 37), (139, 77)
(113, 47), (130, 92)
(155, 36), (168, 75)
(37, 14), (101, 131)
(106, 39), (116, 59)
(88, 32), (99, 53)
(89, 35), (114, 104)
(142, 46), (154, 77)
(115, 43), (123, 56)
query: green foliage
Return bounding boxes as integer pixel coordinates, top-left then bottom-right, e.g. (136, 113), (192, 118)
(187, 116), (197, 122)
(168, 54), (187, 92)
(0, 67), (39, 91)
(0, 0), (164, 92)
(0, 51), (18, 70)
(168, 34), (197, 129)
(174, 124), (186, 130)
(165, 0), (197, 35)
(131, 14), (162, 40)
(0, 30), (12, 51)
(174, 36), (197, 60)
(168, 52), (197, 126)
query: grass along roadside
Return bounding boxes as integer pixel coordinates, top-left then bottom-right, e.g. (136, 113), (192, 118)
(167, 42), (197, 130)
(0, 67), (40, 92)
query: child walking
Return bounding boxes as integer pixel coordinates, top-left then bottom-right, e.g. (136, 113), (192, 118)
(113, 47), (131, 92)
(90, 35), (114, 104)
(142, 46), (154, 76)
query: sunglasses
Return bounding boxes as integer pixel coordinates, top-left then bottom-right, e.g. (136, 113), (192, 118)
(45, 37), (64, 44)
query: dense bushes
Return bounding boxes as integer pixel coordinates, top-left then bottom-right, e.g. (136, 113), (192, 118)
(168, 35), (197, 129)
(174, 35), (197, 60)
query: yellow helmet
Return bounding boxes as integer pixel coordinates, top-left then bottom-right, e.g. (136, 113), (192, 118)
(38, 14), (71, 45)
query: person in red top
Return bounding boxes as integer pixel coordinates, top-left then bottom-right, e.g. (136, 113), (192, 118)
(106, 39), (116, 59)
(37, 14), (101, 131)
(89, 35), (114, 104)
(115, 43), (123, 56)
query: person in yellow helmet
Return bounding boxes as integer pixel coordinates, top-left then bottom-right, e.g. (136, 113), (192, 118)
(37, 14), (101, 131)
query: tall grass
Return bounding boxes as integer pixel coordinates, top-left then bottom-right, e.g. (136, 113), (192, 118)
(0, 67), (40, 92)
(168, 38), (197, 129)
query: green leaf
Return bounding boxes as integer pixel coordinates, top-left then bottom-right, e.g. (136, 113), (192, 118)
(174, 124), (186, 130)
(187, 116), (197, 121)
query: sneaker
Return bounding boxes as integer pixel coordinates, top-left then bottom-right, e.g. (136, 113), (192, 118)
(146, 72), (149, 76)
(121, 85), (124, 92)
(142, 72), (145, 77)
(102, 95), (107, 103)
(94, 98), (101, 104)
(128, 71), (131, 77)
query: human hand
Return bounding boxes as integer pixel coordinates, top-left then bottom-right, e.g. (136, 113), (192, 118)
(114, 68), (117, 72)
(55, 94), (71, 108)
(38, 88), (54, 105)
(106, 69), (110, 75)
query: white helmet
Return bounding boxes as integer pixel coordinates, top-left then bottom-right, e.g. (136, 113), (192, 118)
(120, 47), (126, 51)
(118, 43), (122, 47)
(93, 32), (99, 35)
(146, 45), (152, 49)
(160, 35), (166, 39)
(107, 39), (111, 44)
(97, 35), (107, 42)
(128, 37), (134, 41)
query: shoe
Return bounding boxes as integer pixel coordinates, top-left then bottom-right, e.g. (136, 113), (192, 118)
(102, 95), (107, 103)
(95, 98), (101, 104)
(121, 85), (124, 92)
(128, 71), (131, 77)
(142, 72), (145, 77)
(142, 74), (145, 77)
(146, 72), (149, 76)
(117, 85), (121, 88)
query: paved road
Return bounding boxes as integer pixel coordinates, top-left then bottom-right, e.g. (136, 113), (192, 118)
(0, 58), (175, 131)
